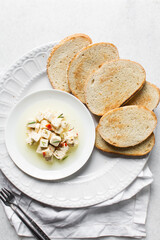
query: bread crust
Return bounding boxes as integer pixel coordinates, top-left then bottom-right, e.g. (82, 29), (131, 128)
(59, 33), (92, 45)
(124, 81), (160, 110)
(148, 82), (160, 108)
(85, 59), (146, 116)
(67, 42), (119, 102)
(95, 126), (155, 156)
(98, 105), (157, 147)
(47, 33), (92, 92)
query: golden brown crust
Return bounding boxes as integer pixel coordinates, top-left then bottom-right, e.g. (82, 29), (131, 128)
(67, 42), (119, 102)
(146, 82), (160, 108)
(59, 33), (92, 45)
(95, 126), (155, 156)
(47, 33), (92, 92)
(123, 81), (160, 110)
(147, 82), (160, 108)
(98, 105), (157, 147)
(84, 59), (146, 116)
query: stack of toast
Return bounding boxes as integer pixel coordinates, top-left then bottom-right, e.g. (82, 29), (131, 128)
(47, 33), (160, 156)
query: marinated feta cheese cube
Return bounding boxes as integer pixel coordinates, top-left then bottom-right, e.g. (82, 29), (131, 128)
(36, 144), (43, 154)
(50, 133), (61, 146)
(26, 128), (33, 135)
(64, 129), (78, 146)
(41, 129), (51, 139)
(63, 130), (74, 144)
(74, 137), (79, 145)
(42, 147), (53, 158)
(54, 126), (64, 135)
(40, 138), (48, 148)
(66, 138), (74, 145)
(44, 112), (55, 122)
(31, 132), (41, 142)
(53, 145), (69, 160)
(36, 112), (44, 122)
(70, 129), (77, 137)
(42, 145), (55, 161)
(40, 120), (49, 129)
(48, 144), (55, 153)
(35, 123), (40, 133)
(43, 110), (49, 119)
(61, 121), (69, 129)
(51, 118), (62, 129)
(37, 129), (42, 137)
(26, 136), (34, 145)
(27, 119), (36, 128)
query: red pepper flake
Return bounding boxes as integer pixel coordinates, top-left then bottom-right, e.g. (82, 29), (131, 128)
(76, 133), (78, 136)
(69, 128), (73, 131)
(46, 124), (52, 130)
(60, 142), (67, 147)
(43, 152), (46, 157)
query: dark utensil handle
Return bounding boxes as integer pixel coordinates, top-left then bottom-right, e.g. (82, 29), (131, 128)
(11, 204), (51, 240)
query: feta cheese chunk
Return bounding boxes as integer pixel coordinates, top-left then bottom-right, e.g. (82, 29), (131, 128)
(35, 123), (40, 133)
(48, 144), (55, 153)
(61, 121), (69, 129)
(40, 138), (48, 148)
(44, 112), (54, 122)
(41, 129), (51, 139)
(54, 126), (64, 134)
(27, 119), (36, 128)
(53, 145), (69, 160)
(31, 132), (41, 142)
(40, 120), (49, 129)
(26, 128), (33, 135)
(36, 112), (44, 122)
(50, 133), (61, 146)
(26, 136), (34, 145)
(51, 118), (62, 129)
(64, 129), (79, 146)
(42, 148), (52, 158)
(36, 144), (43, 154)
(42, 145), (55, 161)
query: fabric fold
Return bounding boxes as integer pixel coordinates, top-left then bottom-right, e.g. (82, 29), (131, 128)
(0, 164), (152, 239)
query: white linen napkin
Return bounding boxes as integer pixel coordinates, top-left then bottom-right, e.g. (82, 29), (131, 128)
(0, 164), (153, 239)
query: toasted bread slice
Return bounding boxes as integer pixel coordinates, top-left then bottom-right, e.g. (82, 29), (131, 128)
(68, 43), (119, 103)
(98, 106), (157, 148)
(96, 128), (155, 156)
(47, 34), (92, 92)
(85, 59), (146, 116)
(125, 81), (160, 110)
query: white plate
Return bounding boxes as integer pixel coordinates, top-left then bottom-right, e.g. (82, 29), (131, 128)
(5, 90), (95, 180)
(0, 42), (149, 208)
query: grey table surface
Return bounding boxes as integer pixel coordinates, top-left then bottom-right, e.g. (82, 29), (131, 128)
(0, 0), (160, 239)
